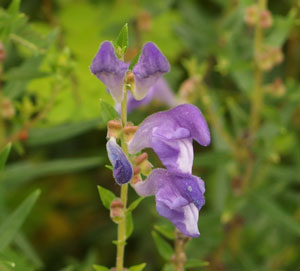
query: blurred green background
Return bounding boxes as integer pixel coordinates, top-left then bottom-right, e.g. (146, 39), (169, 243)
(0, 0), (299, 270)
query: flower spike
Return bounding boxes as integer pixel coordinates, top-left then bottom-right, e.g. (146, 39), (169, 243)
(106, 137), (133, 185)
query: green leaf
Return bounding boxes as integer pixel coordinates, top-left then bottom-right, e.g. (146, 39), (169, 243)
(253, 194), (300, 237)
(27, 118), (103, 146)
(97, 185), (116, 210)
(99, 99), (119, 123)
(128, 51), (141, 70)
(8, 0), (21, 15)
(154, 224), (175, 240)
(105, 165), (113, 171)
(0, 189), (40, 252)
(0, 259), (15, 271)
(115, 23), (128, 52)
(152, 231), (173, 260)
(93, 264), (109, 271)
(126, 212), (134, 239)
(14, 233), (44, 268)
(129, 262), (146, 271)
(0, 143), (11, 172)
(127, 197), (144, 213)
(1, 157), (104, 188)
(185, 258), (210, 268)
(162, 264), (174, 271)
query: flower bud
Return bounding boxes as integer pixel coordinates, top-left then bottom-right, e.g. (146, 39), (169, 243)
(270, 47), (283, 65)
(256, 46), (283, 71)
(135, 152), (153, 176)
(137, 11), (152, 32)
(18, 130), (28, 141)
(259, 10), (273, 29)
(264, 77), (286, 97)
(110, 198), (125, 224)
(0, 42), (5, 62)
(125, 71), (135, 91)
(107, 120), (122, 139)
(1, 98), (15, 119)
(244, 5), (259, 26)
(123, 124), (138, 142)
(131, 174), (142, 185)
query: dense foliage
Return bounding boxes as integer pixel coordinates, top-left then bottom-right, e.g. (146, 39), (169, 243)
(0, 0), (299, 270)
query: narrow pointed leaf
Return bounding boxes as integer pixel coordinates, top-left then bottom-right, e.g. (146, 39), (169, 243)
(185, 259), (210, 268)
(0, 189), (40, 252)
(93, 265), (109, 271)
(99, 99), (119, 123)
(0, 143), (11, 172)
(126, 212), (134, 239)
(127, 197), (144, 213)
(115, 23), (128, 52)
(154, 224), (175, 240)
(254, 194), (300, 236)
(97, 185), (116, 210)
(152, 231), (173, 260)
(129, 263), (146, 271)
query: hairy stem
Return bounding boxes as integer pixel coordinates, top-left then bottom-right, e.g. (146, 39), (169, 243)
(116, 89), (129, 271)
(242, 0), (267, 191)
(173, 229), (190, 271)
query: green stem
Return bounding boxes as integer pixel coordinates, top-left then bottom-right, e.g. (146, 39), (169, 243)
(173, 229), (190, 271)
(116, 89), (128, 271)
(0, 63), (5, 148)
(249, 0), (267, 134)
(242, 0), (267, 191)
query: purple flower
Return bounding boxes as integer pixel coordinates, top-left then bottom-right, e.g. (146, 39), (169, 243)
(128, 104), (210, 174)
(132, 169), (205, 237)
(106, 138), (133, 185)
(116, 78), (178, 114)
(90, 41), (169, 103)
(129, 104), (210, 237)
(132, 43), (170, 100)
(90, 41), (129, 103)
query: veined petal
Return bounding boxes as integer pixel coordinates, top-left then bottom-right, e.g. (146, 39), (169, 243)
(132, 169), (205, 237)
(132, 42), (170, 100)
(128, 104), (210, 169)
(106, 138), (133, 185)
(152, 127), (193, 173)
(90, 41), (129, 103)
(171, 104), (211, 146)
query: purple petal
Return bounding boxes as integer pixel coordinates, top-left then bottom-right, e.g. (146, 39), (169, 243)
(116, 78), (177, 114)
(152, 127), (194, 173)
(132, 169), (205, 237)
(106, 138), (133, 185)
(132, 42), (170, 100)
(128, 104), (211, 171)
(90, 41), (129, 103)
(151, 78), (177, 107)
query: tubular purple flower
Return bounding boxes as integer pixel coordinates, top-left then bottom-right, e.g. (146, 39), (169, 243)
(132, 169), (205, 237)
(90, 41), (129, 103)
(132, 43), (170, 100)
(128, 104), (211, 174)
(116, 78), (177, 114)
(90, 41), (169, 103)
(106, 137), (133, 185)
